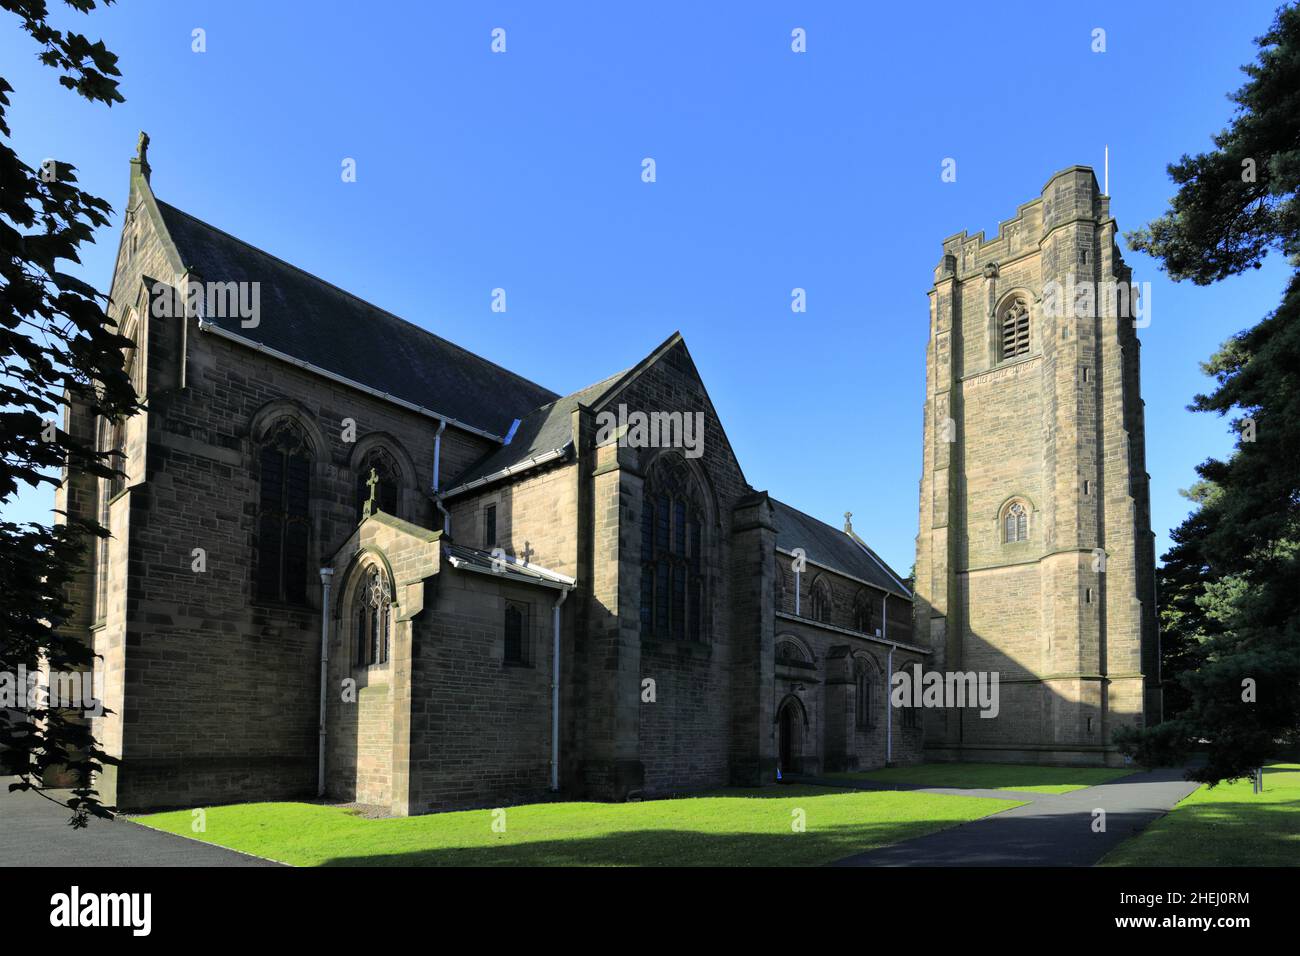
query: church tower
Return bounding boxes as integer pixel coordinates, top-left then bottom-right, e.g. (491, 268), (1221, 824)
(914, 166), (1159, 766)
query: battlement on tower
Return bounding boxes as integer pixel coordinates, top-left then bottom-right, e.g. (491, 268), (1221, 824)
(933, 166), (1117, 283)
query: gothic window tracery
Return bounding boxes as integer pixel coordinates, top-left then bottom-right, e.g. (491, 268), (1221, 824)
(354, 566), (392, 667)
(639, 454), (706, 642)
(1003, 500), (1029, 543)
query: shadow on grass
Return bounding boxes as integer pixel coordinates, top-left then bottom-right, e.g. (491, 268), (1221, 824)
(314, 818), (976, 867)
(832, 763), (1138, 793)
(1101, 765), (1300, 866)
(1103, 800), (1300, 866)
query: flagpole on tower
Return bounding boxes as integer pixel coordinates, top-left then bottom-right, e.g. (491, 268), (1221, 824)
(1104, 145), (1109, 196)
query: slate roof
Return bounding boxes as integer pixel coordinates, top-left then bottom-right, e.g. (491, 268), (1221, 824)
(770, 498), (911, 599)
(155, 200), (557, 438)
(442, 542), (575, 589)
(443, 368), (628, 494)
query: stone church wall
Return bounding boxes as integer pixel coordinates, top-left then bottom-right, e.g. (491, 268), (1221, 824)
(446, 458), (581, 579)
(602, 344), (749, 797)
(106, 267), (494, 808)
(408, 569), (556, 813)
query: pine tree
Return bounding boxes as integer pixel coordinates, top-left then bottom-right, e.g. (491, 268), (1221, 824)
(1118, 4), (1300, 783)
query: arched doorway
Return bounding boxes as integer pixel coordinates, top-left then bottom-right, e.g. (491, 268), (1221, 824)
(777, 697), (804, 775)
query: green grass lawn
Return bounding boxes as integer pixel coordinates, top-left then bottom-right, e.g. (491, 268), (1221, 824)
(1101, 763), (1300, 866)
(826, 761), (1134, 794)
(134, 785), (1022, 866)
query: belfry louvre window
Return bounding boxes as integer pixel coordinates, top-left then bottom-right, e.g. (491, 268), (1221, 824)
(1000, 298), (1030, 359)
(256, 420), (312, 604)
(640, 455), (706, 642)
(1004, 501), (1028, 543)
(354, 567), (392, 667)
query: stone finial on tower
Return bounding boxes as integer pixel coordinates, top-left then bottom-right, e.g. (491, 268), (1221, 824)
(843, 511), (853, 534)
(133, 130), (151, 182)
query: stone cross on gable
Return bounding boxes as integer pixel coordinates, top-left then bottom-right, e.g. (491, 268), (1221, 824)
(363, 466), (378, 518)
(520, 540), (535, 565)
(844, 511), (853, 534)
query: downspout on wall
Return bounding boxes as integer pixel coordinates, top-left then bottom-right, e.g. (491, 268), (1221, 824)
(317, 567), (334, 797)
(885, 643), (895, 766)
(883, 593), (892, 764)
(431, 418), (450, 535)
(550, 585), (572, 792)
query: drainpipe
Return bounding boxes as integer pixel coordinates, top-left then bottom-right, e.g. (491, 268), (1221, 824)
(550, 586), (572, 791)
(793, 567), (801, 616)
(431, 418), (450, 535)
(885, 643), (895, 765)
(317, 567), (334, 797)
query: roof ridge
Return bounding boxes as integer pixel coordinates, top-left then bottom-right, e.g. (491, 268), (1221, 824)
(844, 527), (912, 597)
(768, 495), (840, 531)
(769, 495), (910, 597)
(514, 366), (635, 426)
(154, 198), (558, 402)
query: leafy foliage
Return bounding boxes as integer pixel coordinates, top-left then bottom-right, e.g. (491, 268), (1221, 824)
(0, 0), (136, 826)
(1118, 4), (1300, 784)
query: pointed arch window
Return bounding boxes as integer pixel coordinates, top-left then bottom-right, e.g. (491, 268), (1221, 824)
(104, 317), (137, 501)
(853, 591), (875, 634)
(353, 567), (392, 667)
(95, 417), (114, 621)
(1003, 501), (1029, 543)
(356, 446), (400, 520)
(855, 659), (876, 730)
(1000, 297), (1030, 359)
(256, 420), (313, 604)
(809, 578), (833, 624)
(640, 454), (706, 642)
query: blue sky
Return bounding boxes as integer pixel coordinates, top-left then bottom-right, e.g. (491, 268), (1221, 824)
(3, 0), (1292, 574)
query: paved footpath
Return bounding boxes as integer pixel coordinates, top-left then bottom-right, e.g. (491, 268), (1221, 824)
(0, 779), (279, 867)
(824, 766), (1200, 867)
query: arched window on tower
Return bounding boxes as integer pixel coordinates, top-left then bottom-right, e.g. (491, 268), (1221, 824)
(639, 454), (707, 642)
(256, 419), (313, 604)
(809, 578), (833, 624)
(356, 446), (400, 520)
(1003, 500), (1029, 543)
(353, 566), (392, 667)
(1000, 297), (1030, 360)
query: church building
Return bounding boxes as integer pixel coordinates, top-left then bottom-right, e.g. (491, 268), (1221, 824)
(57, 140), (923, 815)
